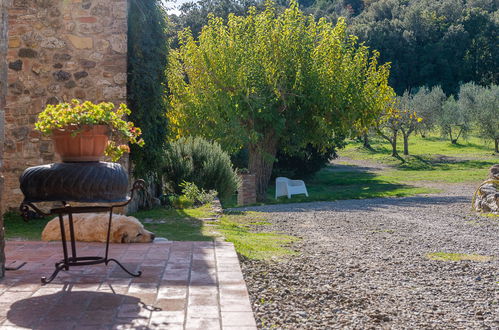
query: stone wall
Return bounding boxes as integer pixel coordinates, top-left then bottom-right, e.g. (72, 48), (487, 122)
(3, 0), (128, 210)
(0, 0), (11, 279)
(237, 173), (257, 206)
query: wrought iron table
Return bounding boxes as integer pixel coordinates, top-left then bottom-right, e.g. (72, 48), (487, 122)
(19, 162), (145, 285)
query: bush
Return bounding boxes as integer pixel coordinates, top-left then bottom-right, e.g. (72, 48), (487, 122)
(272, 144), (340, 179)
(161, 137), (239, 201)
(179, 182), (217, 206)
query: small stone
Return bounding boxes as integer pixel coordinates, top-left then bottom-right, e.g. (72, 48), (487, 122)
(73, 71), (88, 80)
(9, 81), (24, 95)
(31, 63), (43, 75)
(91, 4), (111, 17)
(95, 39), (110, 52)
(53, 70), (71, 81)
(40, 36), (65, 49)
(8, 37), (21, 48)
(18, 48), (38, 58)
(110, 34), (127, 53)
(12, 127), (29, 141)
(80, 60), (97, 69)
(8, 60), (23, 71)
(64, 80), (77, 89)
(65, 21), (76, 32)
(74, 89), (86, 99)
(54, 53), (72, 61)
(66, 34), (93, 49)
(33, 87), (46, 96)
(53, 63), (63, 69)
(46, 96), (60, 105)
(113, 72), (126, 85)
(47, 84), (61, 94)
(48, 7), (61, 17)
(81, 0), (92, 9)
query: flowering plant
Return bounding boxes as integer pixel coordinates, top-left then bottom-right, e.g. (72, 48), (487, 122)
(35, 99), (145, 161)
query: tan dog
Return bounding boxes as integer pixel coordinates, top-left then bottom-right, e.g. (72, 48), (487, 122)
(42, 213), (155, 243)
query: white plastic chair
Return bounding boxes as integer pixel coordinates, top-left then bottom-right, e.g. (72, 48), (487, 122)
(275, 177), (309, 199)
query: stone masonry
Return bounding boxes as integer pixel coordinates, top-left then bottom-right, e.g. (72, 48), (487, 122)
(237, 174), (256, 206)
(0, 0), (10, 279)
(3, 0), (128, 210)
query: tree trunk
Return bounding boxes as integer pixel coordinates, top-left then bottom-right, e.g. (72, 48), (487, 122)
(403, 134), (409, 155)
(363, 132), (372, 149)
(248, 133), (278, 202)
(495, 138), (498, 153)
(391, 133), (398, 158)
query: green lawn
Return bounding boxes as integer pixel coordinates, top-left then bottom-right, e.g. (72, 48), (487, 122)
(221, 133), (496, 208)
(3, 205), (298, 261)
(342, 134), (497, 165)
(3, 212), (51, 241)
(264, 169), (434, 205)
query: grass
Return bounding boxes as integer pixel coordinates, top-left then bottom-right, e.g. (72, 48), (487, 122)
(222, 168), (435, 208)
(133, 207), (298, 260)
(426, 252), (494, 262)
(223, 133), (496, 208)
(131, 204), (216, 241)
(4, 212), (51, 240)
(265, 169), (433, 205)
(3, 205), (298, 261)
(343, 134), (497, 162)
(217, 211), (298, 260)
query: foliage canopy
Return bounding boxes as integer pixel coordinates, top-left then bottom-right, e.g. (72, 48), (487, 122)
(128, 0), (170, 178)
(168, 0), (394, 199)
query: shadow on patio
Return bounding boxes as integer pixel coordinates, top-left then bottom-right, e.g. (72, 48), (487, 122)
(0, 241), (256, 329)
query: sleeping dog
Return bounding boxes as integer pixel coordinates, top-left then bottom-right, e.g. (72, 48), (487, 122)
(42, 213), (155, 243)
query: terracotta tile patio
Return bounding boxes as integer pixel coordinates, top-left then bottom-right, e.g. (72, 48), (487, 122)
(0, 241), (257, 329)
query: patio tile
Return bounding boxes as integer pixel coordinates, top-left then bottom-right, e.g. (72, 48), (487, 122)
(221, 312), (257, 327)
(79, 310), (117, 325)
(186, 305), (220, 318)
(1, 241), (255, 329)
(149, 310), (185, 324)
(185, 317), (221, 329)
(153, 298), (185, 311)
(188, 293), (219, 306)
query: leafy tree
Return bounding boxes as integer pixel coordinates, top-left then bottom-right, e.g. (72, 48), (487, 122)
(349, 0), (498, 94)
(128, 0), (170, 179)
(438, 95), (472, 144)
(168, 0), (394, 200)
(375, 107), (401, 158)
(410, 85), (447, 137)
(397, 93), (423, 155)
(460, 82), (499, 152)
(172, 0), (260, 38)
(375, 102), (422, 157)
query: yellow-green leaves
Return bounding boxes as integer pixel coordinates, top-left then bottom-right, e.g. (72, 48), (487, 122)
(167, 0), (393, 153)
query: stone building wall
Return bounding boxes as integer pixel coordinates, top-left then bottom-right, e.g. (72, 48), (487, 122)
(3, 0), (128, 210)
(1, 0), (11, 279)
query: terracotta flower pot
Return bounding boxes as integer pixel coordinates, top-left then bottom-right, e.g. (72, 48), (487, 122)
(52, 125), (110, 162)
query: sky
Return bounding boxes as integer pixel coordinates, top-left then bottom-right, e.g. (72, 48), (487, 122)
(164, 0), (196, 15)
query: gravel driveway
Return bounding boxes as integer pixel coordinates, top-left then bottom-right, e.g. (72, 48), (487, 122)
(238, 184), (499, 329)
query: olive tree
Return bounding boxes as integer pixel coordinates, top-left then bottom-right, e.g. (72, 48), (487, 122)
(168, 0), (394, 200)
(438, 95), (472, 144)
(460, 82), (498, 152)
(411, 86), (447, 137)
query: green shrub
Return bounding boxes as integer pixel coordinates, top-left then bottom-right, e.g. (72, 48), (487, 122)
(272, 144), (341, 179)
(172, 195), (194, 209)
(162, 137), (239, 201)
(180, 181), (217, 206)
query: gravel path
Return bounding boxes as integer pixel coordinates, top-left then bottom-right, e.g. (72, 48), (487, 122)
(238, 183), (499, 329)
